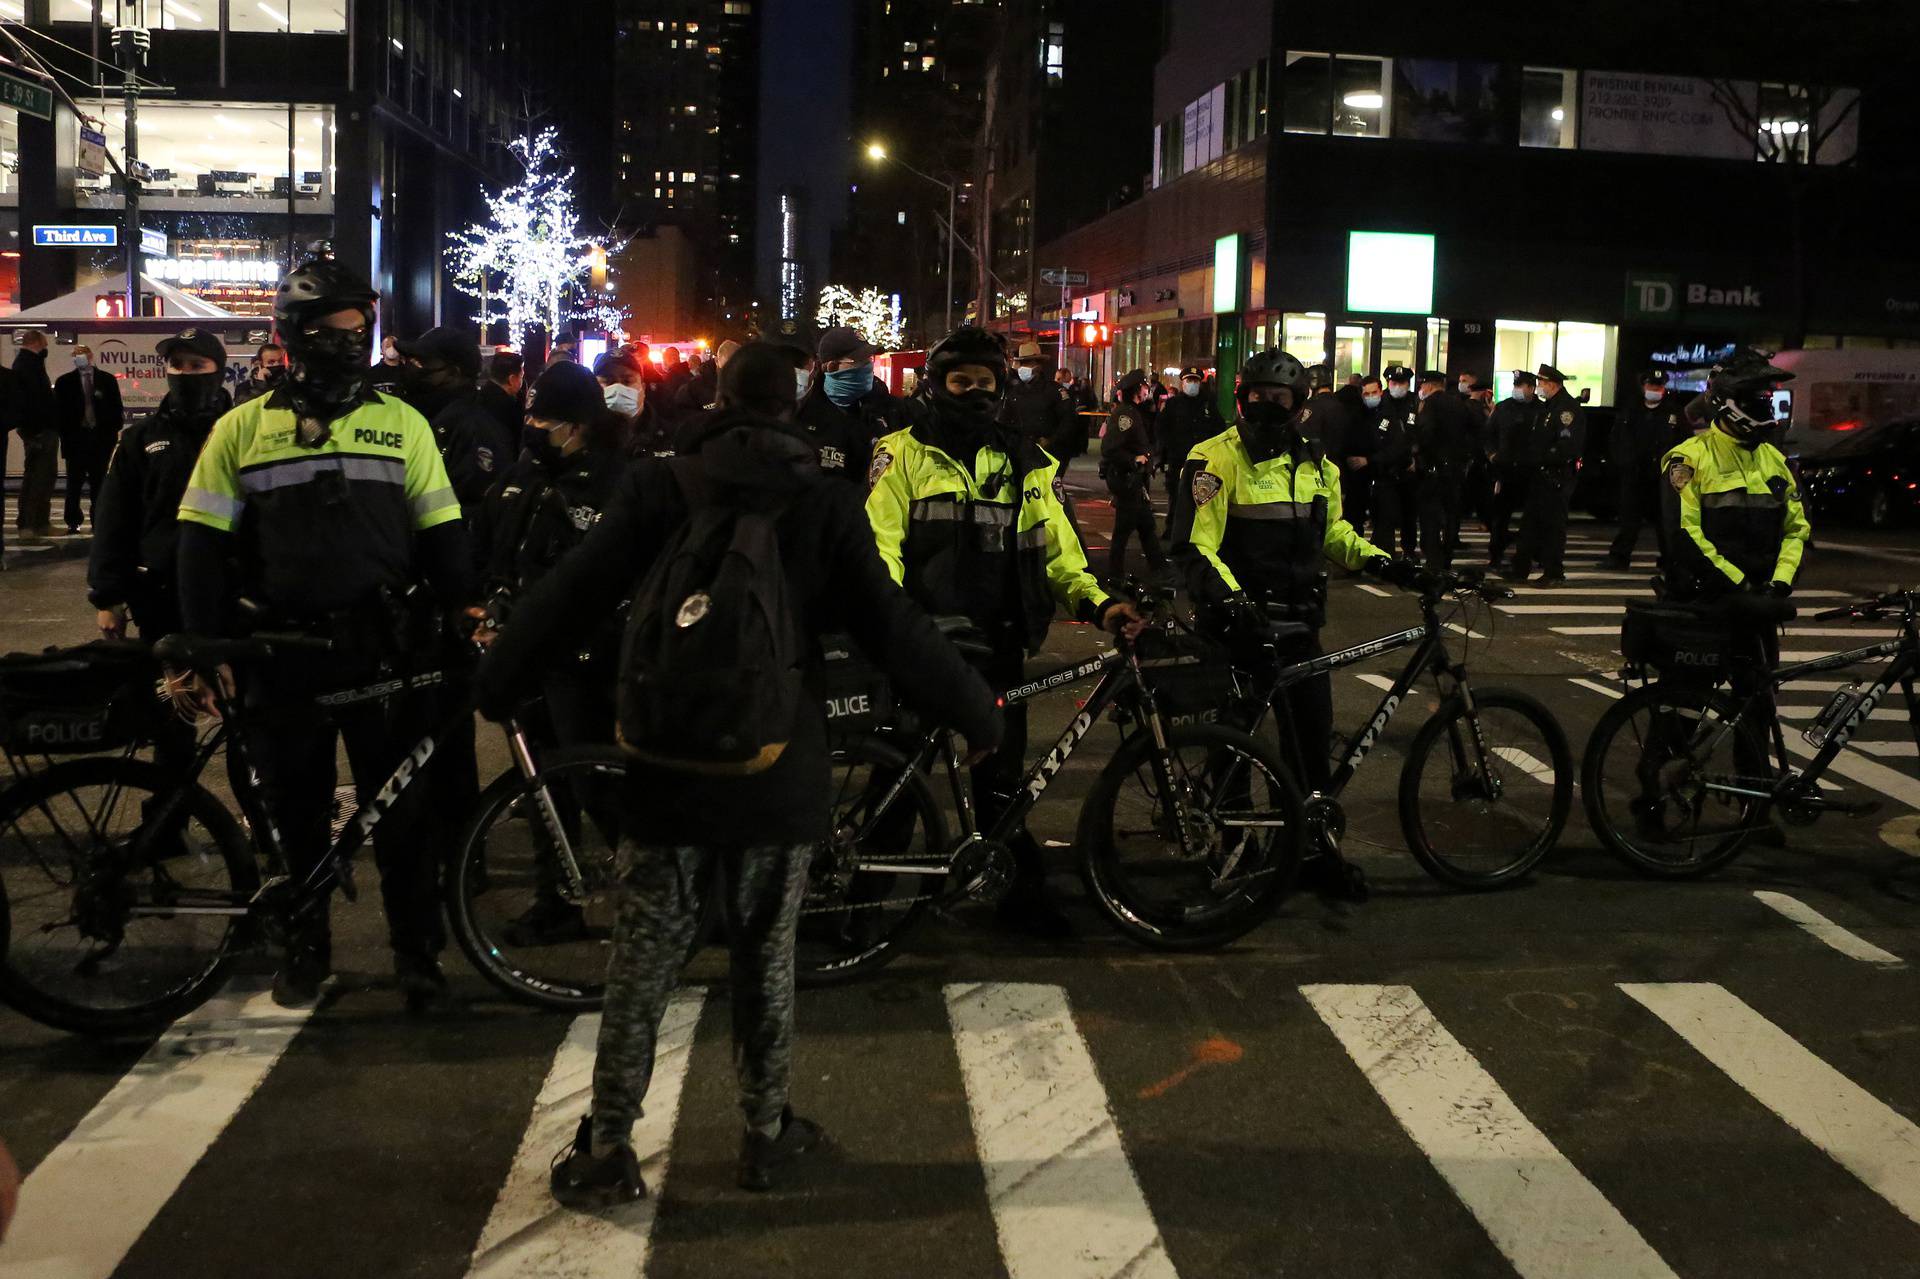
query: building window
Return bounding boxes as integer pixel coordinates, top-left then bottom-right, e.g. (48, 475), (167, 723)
(1391, 60), (1505, 144)
(1281, 313), (1328, 366)
(1756, 82), (1813, 162)
(724, 2), (750, 14)
(75, 99), (335, 208)
(1042, 22), (1065, 80)
(921, 55), (936, 72)
(1282, 52), (1331, 135)
(1555, 321), (1617, 405)
(227, 0), (348, 34)
(1333, 325), (1371, 381)
(1495, 320), (1556, 393)
(1332, 55), (1389, 138)
(1426, 318), (1449, 374)
(1520, 67), (1577, 149)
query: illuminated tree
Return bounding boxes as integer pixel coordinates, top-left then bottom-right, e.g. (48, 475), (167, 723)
(815, 284), (905, 351)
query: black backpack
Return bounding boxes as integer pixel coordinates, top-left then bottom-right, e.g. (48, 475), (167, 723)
(616, 455), (804, 775)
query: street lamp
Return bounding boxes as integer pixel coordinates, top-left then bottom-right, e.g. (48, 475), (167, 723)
(865, 139), (956, 335)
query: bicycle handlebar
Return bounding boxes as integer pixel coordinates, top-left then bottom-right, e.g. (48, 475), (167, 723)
(1812, 589), (1920, 623)
(153, 630), (334, 673)
(1417, 567), (1514, 606)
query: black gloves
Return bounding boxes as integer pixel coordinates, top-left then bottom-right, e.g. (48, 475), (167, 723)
(1770, 580), (1794, 599)
(1745, 577), (1793, 598)
(1368, 556), (1424, 591)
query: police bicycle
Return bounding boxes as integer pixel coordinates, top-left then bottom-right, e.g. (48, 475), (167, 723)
(0, 629), (634, 1033)
(796, 587), (1305, 981)
(1582, 590), (1905, 878)
(1225, 567), (1574, 895)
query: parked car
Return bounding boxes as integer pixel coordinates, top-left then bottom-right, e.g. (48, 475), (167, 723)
(1796, 418), (1920, 528)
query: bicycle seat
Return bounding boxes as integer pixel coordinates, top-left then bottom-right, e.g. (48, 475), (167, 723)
(933, 616), (996, 659)
(152, 630), (333, 672)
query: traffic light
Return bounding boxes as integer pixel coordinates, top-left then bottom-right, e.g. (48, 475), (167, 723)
(1071, 320), (1111, 349)
(93, 293), (126, 318)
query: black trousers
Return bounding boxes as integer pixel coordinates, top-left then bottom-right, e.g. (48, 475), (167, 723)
(62, 440), (110, 532)
(1487, 469), (1528, 565)
(1340, 466), (1372, 538)
(1608, 470), (1662, 565)
(1417, 472), (1462, 572)
(247, 651), (445, 962)
(1271, 631), (1334, 794)
(1512, 472), (1571, 579)
(1107, 488), (1165, 582)
(1372, 476), (1418, 559)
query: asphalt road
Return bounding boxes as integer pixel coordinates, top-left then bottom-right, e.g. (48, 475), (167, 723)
(3, 467), (1919, 1279)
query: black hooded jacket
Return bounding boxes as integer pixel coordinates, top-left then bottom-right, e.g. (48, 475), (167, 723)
(474, 408), (1000, 845)
(87, 389), (232, 618)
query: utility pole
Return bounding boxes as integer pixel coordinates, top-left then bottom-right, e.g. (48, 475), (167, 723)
(111, 3), (149, 316)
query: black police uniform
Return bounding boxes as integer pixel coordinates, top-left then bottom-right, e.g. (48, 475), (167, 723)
(1001, 373), (1075, 457)
(1101, 399), (1166, 581)
(432, 391), (520, 523)
(1156, 382), (1224, 508)
(1372, 388), (1420, 558)
(1606, 387), (1690, 567)
(795, 380), (903, 483)
(1484, 388), (1536, 567)
(1511, 375), (1587, 581)
(1414, 386), (1478, 571)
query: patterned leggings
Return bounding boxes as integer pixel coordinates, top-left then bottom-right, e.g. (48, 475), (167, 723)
(591, 842), (810, 1148)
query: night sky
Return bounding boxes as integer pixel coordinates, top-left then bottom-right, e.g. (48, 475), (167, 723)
(753, 0), (852, 312)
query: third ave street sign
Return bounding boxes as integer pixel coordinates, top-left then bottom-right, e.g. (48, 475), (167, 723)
(1039, 268), (1089, 287)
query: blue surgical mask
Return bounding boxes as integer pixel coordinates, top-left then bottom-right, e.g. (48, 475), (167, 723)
(603, 382), (641, 417)
(1363, 393), (1383, 409)
(1016, 366), (1036, 383)
(1181, 380), (1202, 397)
(1388, 383), (1410, 400)
(1644, 389), (1664, 405)
(824, 364), (875, 408)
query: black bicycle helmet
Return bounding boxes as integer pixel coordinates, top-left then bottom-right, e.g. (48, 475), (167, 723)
(1707, 347), (1793, 440)
(273, 255), (379, 332)
(926, 326), (1008, 383)
(1237, 349), (1309, 401)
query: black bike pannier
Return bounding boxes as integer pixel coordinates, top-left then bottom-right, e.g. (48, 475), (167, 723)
(0, 640), (166, 755)
(821, 635), (894, 745)
(1620, 602), (1735, 678)
(1135, 628), (1238, 728)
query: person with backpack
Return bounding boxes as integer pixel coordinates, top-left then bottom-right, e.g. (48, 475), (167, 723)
(472, 342), (1001, 1203)
(867, 327), (1147, 937)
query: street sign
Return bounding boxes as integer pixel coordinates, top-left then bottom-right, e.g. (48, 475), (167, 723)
(1039, 268), (1088, 287)
(140, 226), (168, 256)
(0, 67), (53, 122)
(33, 225), (118, 248)
(77, 125), (108, 179)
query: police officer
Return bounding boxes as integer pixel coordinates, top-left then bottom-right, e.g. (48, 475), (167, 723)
(1414, 369), (1477, 571)
(797, 325), (906, 484)
(1600, 369), (1691, 570)
(1171, 350), (1418, 803)
(89, 328), (233, 645)
(1155, 365), (1222, 512)
(1371, 364), (1420, 559)
(1102, 368), (1168, 582)
(1507, 363), (1586, 585)
(174, 256), (477, 1013)
(396, 325), (512, 524)
(868, 328), (1145, 933)
(1484, 371), (1536, 569)
(474, 360), (631, 945)
(1338, 374), (1384, 539)
(1000, 340), (1076, 460)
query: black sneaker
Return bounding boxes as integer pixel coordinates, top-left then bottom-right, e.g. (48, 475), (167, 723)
(395, 953), (456, 1015)
(502, 898), (590, 947)
(1535, 574), (1566, 587)
(272, 946), (331, 1009)
(551, 1115), (646, 1208)
(737, 1109), (824, 1192)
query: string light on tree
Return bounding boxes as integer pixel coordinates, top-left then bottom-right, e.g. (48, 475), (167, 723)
(814, 284), (905, 351)
(445, 130), (624, 348)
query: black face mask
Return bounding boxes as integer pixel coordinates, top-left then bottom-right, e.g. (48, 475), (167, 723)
(256, 364), (287, 386)
(284, 318), (372, 425)
(167, 371), (228, 422)
(399, 362), (466, 417)
(935, 387), (1001, 430)
(522, 424), (564, 467)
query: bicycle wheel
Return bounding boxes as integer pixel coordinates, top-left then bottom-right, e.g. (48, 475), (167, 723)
(797, 734), (950, 987)
(1398, 688), (1573, 888)
(1581, 682), (1768, 879)
(1079, 721), (1304, 950)
(446, 747), (634, 1011)
(0, 757), (258, 1037)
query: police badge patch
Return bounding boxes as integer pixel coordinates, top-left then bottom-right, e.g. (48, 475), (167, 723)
(866, 445), (894, 489)
(1052, 474), (1067, 504)
(1560, 410), (1574, 426)
(476, 447), (494, 473)
(1192, 470), (1224, 507)
(1668, 461), (1695, 492)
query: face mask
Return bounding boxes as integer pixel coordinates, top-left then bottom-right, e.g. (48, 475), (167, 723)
(1457, 380), (1472, 395)
(1016, 366), (1036, 384)
(1181, 381), (1202, 397)
(1240, 396), (1294, 433)
(1514, 386), (1534, 401)
(794, 369), (813, 400)
(73, 354), (90, 370)
(603, 382), (642, 417)
(824, 364), (876, 407)
(1387, 383), (1410, 400)
(1418, 387), (1435, 402)
(939, 387), (1001, 430)
(522, 423), (567, 465)
(258, 364), (286, 385)
(1363, 393), (1383, 410)
(286, 319), (373, 418)
(1644, 389), (1664, 405)
(167, 371), (227, 421)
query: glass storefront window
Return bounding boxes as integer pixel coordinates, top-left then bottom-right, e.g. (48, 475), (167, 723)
(1333, 324), (1371, 380)
(1379, 327), (1417, 373)
(1332, 56), (1390, 139)
(1520, 67), (1578, 149)
(1496, 319), (1556, 387)
(1426, 318), (1449, 375)
(1555, 321), (1617, 405)
(1756, 82), (1813, 163)
(77, 100), (334, 206)
(1282, 312), (1327, 365)
(227, 0), (348, 33)
(1282, 53), (1331, 135)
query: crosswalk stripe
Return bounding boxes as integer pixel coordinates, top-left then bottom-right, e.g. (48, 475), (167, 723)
(1506, 587), (1848, 598)
(1356, 583), (1391, 598)
(464, 988), (707, 1279)
(1502, 604), (1627, 616)
(1570, 677), (1625, 700)
(1356, 673), (1396, 692)
(1303, 984), (1678, 1279)
(944, 982), (1177, 1279)
(1848, 740), (1918, 757)
(1782, 736), (1920, 819)
(1548, 627), (1899, 641)
(0, 986), (312, 1279)
(1622, 982), (1920, 1226)
(1751, 891), (1905, 966)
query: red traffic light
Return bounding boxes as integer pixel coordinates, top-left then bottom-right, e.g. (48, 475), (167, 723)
(93, 293), (126, 318)
(1073, 321), (1111, 349)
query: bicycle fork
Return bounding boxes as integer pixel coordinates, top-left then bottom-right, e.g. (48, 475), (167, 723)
(506, 722), (592, 904)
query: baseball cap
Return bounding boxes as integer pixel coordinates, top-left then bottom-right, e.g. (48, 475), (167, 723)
(393, 325), (481, 378)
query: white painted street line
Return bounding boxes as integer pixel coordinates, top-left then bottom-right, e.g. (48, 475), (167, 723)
(1751, 891), (1904, 966)
(1, 986), (312, 1279)
(1357, 583), (1391, 598)
(1303, 984), (1677, 1279)
(1443, 621), (1489, 639)
(1356, 673), (1396, 692)
(1509, 587), (1847, 598)
(1851, 741), (1919, 757)
(1552, 626), (1625, 636)
(466, 989), (707, 1279)
(1492, 746), (1556, 784)
(1781, 627), (1903, 638)
(1783, 735), (1920, 819)
(1623, 983), (1920, 1226)
(945, 982), (1177, 1279)
(1548, 627), (1901, 642)
(1570, 678), (1625, 700)
(1501, 604), (1627, 616)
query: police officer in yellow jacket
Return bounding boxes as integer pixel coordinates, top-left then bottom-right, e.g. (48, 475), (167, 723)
(868, 327), (1144, 934)
(1172, 349), (1419, 797)
(1659, 349), (1809, 606)
(175, 256), (477, 1013)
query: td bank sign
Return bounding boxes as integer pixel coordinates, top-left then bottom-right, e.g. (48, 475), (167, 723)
(1626, 271), (1766, 320)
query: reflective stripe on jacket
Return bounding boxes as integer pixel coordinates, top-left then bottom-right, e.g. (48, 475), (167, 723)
(1660, 425), (1810, 592)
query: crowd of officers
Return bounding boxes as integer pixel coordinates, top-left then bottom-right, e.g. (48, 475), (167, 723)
(45, 244), (1806, 1200)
